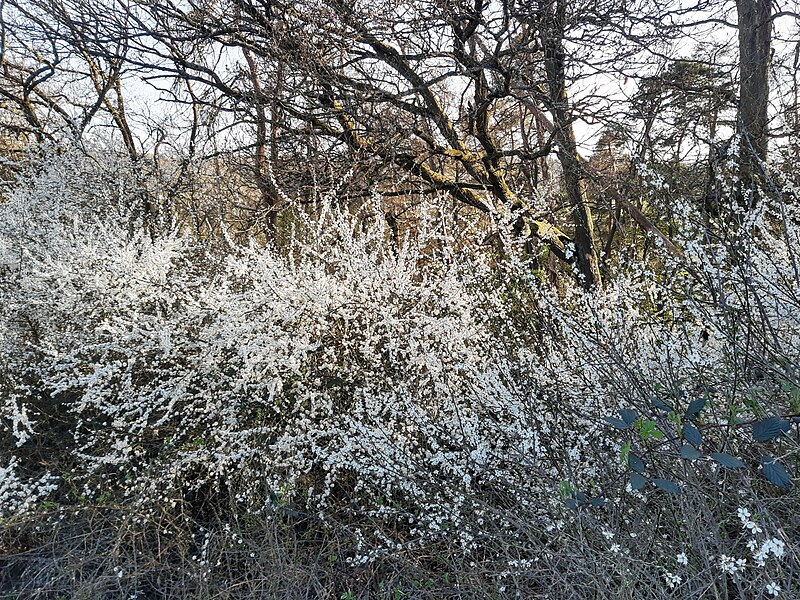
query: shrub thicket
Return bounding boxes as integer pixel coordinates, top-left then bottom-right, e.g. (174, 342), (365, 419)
(1, 148), (798, 599)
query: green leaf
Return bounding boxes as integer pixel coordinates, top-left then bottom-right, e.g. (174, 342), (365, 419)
(710, 452), (744, 469)
(619, 441), (631, 464)
(629, 473), (647, 490)
(752, 417), (791, 442)
(684, 398), (706, 420)
(679, 445), (701, 460)
(638, 419), (664, 441)
(783, 381), (800, 412)
(620, 408), (638, 426)
(651, 397), (672, 412)
(629, 452), (646, 473)
(682, 423), (703, 447)
(760, 456), (792, 489)
(605, 415), (629, 429)
(653, 479), (681, 494)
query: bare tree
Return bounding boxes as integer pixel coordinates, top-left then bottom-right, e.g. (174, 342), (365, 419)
(5, 0), (796, 283)
(98, 0), (672, 286)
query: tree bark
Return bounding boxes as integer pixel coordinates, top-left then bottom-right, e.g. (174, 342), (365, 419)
(243, 48), (278, 233)
(737, 0), (772, 194)
(540, 0), (601, 290)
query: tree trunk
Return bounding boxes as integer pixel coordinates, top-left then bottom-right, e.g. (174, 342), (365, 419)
(243, 48), (278, 233)
(737, 0), (772, 196)
(540, 0), (601, 290)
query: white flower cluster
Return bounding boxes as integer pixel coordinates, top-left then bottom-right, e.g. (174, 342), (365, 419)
(719, 554), (747, 575)
(0, 458), (59, 517)
(1, 150), (567, 552)
(750, 538), (786, 567)
(738, 507), (763, 534)
(766, 582), (782, 596)
(663, 571), (682, 588)
(1, 148), (799, 593)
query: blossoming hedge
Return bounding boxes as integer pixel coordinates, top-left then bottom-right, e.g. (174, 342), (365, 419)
(1, 149), (798, 599)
